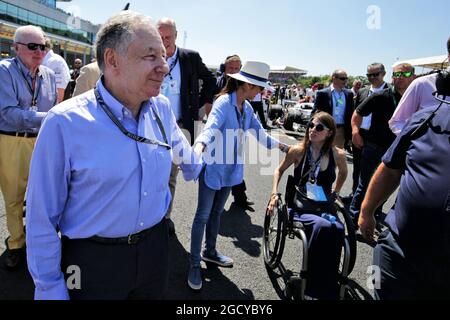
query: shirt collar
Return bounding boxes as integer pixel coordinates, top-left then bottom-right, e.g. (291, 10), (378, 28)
(43, 49), (55, 63)
(96, 77), (149, 120)
(330, 84), (344, 94)
(230, 91), (249, 116)
(370, 82), (386, 92)
(15, 56), (42, 78)
(167, 47), (179, 64)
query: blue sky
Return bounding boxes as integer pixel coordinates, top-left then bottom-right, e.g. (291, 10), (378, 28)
(57, 0), (449, 77)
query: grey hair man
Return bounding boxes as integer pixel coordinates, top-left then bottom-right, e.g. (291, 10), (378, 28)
(156, 17), (216, 236)
(26, 11), (202, 300)
(0, 25), (57, 270)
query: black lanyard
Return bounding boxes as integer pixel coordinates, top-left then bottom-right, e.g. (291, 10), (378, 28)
(14, 58), (40, 106)
(94, 87), (171, 150)
(165, 50), (179, 80)
(300, 145), (323, 184)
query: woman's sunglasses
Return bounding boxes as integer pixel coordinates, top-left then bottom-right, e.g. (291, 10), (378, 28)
(308, 122), (329, 132)
(16, 42), (46, 51)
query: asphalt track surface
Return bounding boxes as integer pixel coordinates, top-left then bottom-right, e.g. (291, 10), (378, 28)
(0, 124), (396, 300)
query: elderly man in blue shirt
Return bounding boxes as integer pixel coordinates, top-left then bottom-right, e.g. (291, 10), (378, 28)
(26, 11), (203, 300)
(0, 25), (57, 270)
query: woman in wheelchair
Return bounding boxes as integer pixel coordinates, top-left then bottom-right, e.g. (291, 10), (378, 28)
(267, 111), (348, 299)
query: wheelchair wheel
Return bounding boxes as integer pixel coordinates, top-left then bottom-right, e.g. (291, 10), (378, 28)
(263, 198), (288, 269)
(335, 201), (357, 276)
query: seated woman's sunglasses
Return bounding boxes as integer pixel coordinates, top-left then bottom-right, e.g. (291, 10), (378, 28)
(308, 122), (329, 132)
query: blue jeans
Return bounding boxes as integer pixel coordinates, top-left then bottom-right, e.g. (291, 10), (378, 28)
(350, 142), (386, 220)
(190, 170), (231, 267)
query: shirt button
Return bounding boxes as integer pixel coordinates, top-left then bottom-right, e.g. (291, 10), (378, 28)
(118, 117), (122, 121)
(143, 191), (148, 196)
(140, 222), (144, 227)
(142, 158), (146, 162)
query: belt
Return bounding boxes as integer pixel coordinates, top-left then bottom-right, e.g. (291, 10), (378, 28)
(88, 220), (164, 245)
(0, 130), (38, 138)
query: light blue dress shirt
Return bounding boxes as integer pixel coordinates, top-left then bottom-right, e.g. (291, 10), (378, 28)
(161, 47), (182, 121)
(26, 79), (202, 300)
(331, 85), (346, 125)
(0, 57), (57, 132)
(195, 92), (279, 190)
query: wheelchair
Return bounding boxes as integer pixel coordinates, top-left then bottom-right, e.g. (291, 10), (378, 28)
(263, 188), (357, 300)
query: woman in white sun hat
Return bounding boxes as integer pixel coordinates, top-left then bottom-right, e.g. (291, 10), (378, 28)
(187, 61), (290, 290)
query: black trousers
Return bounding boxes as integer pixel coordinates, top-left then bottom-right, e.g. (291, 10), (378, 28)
(61, 219), (169, 300)
(232, 181), (248, 203)
(250, 101), (268, 129)
(374, 229), (450, 300)
(351, 144), (362, 194)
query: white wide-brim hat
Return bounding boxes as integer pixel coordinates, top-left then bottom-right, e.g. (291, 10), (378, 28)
(228, 61), (272, 90)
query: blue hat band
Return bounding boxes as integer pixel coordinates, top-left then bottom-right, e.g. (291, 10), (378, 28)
(239, 71), (267, 83)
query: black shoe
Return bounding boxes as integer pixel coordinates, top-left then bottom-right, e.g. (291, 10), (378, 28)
(4, 248), (23, 270)
(167, 219), (176, 236)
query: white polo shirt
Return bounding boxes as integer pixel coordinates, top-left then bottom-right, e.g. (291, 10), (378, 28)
(42, 50), (71, 90)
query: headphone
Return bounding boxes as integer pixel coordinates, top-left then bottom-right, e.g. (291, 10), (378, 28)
(435, 69), (450, 99)
(220, 55), (241, 74)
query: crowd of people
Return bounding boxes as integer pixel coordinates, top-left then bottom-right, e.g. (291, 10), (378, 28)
(0, 8), (449, 300)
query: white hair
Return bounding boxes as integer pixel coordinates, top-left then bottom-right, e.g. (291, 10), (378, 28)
(156, 18), (177, 31)
(95, 10), (154, 72)
(14, 25), (45, 43)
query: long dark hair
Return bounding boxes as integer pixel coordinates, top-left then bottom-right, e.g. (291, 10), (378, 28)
(216, 77), (246, 99)
(301, 112), (336, 155)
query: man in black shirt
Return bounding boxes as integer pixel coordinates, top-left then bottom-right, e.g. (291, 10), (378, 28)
(349, 63), (416, 225)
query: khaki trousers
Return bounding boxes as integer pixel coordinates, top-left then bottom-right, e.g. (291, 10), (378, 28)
(0, 134), (36, 249)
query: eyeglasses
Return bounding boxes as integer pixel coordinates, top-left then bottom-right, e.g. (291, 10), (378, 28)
(392, 71), (414, 78)
(308, 122), (329, 132)
(366, 72), (381, 78)
(337, 77), (348, 81)
(16, 42), (46, 51)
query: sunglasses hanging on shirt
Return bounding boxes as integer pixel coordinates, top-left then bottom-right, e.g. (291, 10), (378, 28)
(94, 86), (171, 150)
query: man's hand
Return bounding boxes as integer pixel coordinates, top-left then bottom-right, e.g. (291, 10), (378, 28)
(352, 131), (364, 149)
(358, 209), (377, 242)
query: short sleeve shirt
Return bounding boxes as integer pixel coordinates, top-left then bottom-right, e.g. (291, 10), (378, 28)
(383, 103), (450, 258)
